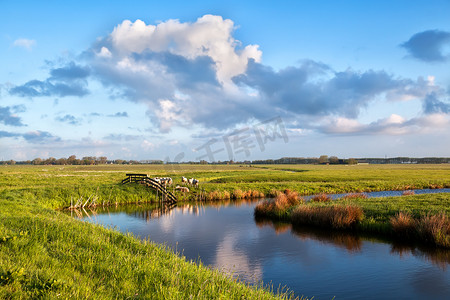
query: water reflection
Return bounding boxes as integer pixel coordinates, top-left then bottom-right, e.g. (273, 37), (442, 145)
(257, 215), (450, 270)
(72, 201), (450, 269)
(72, 200), (450, 299)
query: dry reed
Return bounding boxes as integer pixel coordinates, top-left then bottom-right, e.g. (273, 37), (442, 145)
(417, 213), (450, 247)
(390, 212), (416, 239)
(402, 190), (415, 196)
(310, 193), (332, 202)
(291, 205), (363, 229)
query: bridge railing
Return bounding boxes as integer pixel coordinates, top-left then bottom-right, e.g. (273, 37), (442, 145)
(122, 174), (177, 204)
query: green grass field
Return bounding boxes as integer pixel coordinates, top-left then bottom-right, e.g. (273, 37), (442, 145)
(1, 164), (449, 207)
(1, 164), (449, 298)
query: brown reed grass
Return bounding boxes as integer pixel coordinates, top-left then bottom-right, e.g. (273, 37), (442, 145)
(232, 189), (244, 199)
(254, 191), (301, 216)
(291, 205), (363, 229)
(390, 212), (416, 239)
(417, 213), (450, 247)
(310, 193), (332, 202)
(402, 190), (415, 196)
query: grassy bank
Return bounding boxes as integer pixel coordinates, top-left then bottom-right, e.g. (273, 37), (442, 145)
(0, 194), (293, 299)
(255, 192), (450, 248)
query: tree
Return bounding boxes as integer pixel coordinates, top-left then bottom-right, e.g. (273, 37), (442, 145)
(67, 155), (79, 165)
(32, 158), (42, 165)
(318, 155), (329, 164)
(44, 157), (56, 165)
(347, 158), (358, 165)
(329, 156), (339, 164)
(55, 158), (67, 165)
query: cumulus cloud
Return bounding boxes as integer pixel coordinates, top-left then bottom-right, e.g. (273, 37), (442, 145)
(233, 59), (437, 118)
(81, 15), (449, 134)
(0, 105), (26, 126)
(13, 38), (36, 50)
(9, 62), (90, 97)
(10, 15), (449, 139)
(402, 30), (450, 62)
(84, 15), (264, 132)
(107, 15), (262, 85)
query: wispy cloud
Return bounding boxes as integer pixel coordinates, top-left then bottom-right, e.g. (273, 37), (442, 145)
(55, 114), (81, 125)
(13, 38), (36, 50)
(103, 134), (140, 141)
(108, 112), (128, 118)
(0, 130), (21, 138)
(318, 113), (450, 136)
(22, 130), (61, 144)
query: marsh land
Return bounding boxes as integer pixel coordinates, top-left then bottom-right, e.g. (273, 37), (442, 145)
(1, 164), (449, 298)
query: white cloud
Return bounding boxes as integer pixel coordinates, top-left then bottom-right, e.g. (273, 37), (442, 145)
(321, 117), (364, 133)
(97, 46), (112, 58)
(13, 38), (36, 50)
(381, 114), (405, 125)
(109, 15), (262, 87)
(318, 113), (450, 136)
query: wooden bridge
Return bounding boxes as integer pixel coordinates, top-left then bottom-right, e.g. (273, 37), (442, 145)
(122, 173), (177, 204)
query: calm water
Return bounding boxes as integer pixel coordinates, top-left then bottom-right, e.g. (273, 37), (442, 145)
(304, 188), (450, 200)
(77, 199), (450, 300)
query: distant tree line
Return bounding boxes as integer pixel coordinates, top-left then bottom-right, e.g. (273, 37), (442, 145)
(251, 156), (450, 164)
(1, 155), (449, 166)
(0, 156), (162, 166)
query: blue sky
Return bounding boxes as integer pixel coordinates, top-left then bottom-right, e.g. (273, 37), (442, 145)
(1, 0), (450, 161)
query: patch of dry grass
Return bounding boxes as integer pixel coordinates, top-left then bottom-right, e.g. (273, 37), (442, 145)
(390, 212), (416, 239)
(402, 190), (415, 196)
(310, 193), (332, 202)
(291, 205), (364, 229)
(254, 190), (303, 217)
(417, 213), (450, 248)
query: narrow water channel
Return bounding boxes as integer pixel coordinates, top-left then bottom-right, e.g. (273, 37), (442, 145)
(76, 199), (450, 300)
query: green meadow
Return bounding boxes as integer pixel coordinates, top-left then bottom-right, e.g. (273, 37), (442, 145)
(1, 163), (449, 298)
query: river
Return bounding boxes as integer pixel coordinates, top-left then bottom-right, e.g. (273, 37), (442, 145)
(76, 198), (450, 299)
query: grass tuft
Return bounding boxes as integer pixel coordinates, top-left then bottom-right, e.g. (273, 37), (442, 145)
(291, 205), (364, 229)
(310, 193), (332, 202)
(402, 190), (415, 196)
(390, 212), (416, 239)
(417, 213), (450, 248)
